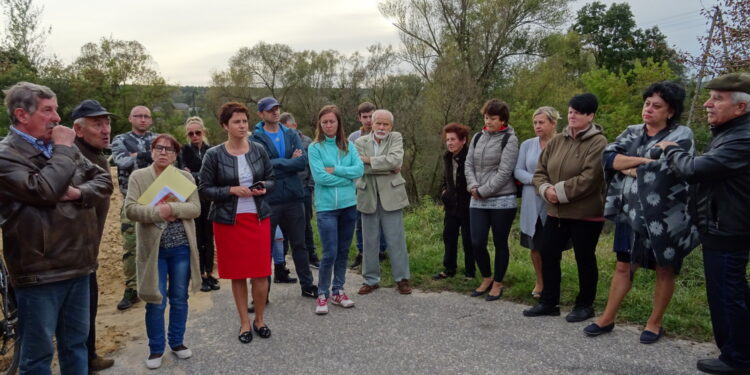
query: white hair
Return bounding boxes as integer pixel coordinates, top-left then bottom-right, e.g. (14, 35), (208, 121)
(731, 92), (750, 114)
(73, 117), (86, 127)
(372, 109), (394, 124)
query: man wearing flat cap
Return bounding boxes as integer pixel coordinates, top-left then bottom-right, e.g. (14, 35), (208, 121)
(657, 72), (750, 374)
(71, 99), (115, 371)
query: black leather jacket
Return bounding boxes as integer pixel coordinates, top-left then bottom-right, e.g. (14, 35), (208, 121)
(0, 133), (114, 287)
(440, 145), (471, 217)
(199, 142), (275, 224)
(664, 113), (750, 249)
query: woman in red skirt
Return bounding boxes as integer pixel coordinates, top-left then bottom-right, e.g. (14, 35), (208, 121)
(199, 102), (275, 344)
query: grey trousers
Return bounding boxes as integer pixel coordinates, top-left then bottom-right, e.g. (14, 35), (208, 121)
(361, 201), (410, 285)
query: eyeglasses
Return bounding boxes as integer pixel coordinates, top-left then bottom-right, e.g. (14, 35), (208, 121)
(132, 114), (152, 119)
(187, 131), (202, 137)
(153, 145), (175, 154)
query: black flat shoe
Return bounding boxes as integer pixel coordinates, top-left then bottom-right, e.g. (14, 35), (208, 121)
(200, 278), (212, 292)
(208, 276), (221, 290)
(485, 287), (505, 301)
(583, 322), (615, 337)
(238, 330), (253, 344)
(639, 327), (664, 344)
(696, 358), (750, 374)
(522, 303), (560, 317)
(432, 271), (454, 280)
(253, 321), (271, 339)
(470, 284), (492, 297)
(565, 306), (595, 323)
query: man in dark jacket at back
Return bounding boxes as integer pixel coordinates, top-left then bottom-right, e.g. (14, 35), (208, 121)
(251, 97), (317, 298)
(71, 99), (116, 372)
(0, 82), (113, 374)
(658, 72), (750, 375)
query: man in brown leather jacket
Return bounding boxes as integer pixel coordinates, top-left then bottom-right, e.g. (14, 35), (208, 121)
(0, 82), (113, 374)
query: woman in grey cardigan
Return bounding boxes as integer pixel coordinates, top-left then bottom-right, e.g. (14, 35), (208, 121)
(124, 134), (202, 369)
(465, 99), (519, 301)
(514, 106), (560, 298)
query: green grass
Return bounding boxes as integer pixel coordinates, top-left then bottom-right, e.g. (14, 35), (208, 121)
(311, 198), (716, 342)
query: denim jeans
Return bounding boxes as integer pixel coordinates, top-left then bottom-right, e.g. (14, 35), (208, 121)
(317, 205), (358, 297)
(703, 246), (750, 368)
(145, 245), (191, 355)
(272, 226), (285, 265)
(16, 275), (90, 375)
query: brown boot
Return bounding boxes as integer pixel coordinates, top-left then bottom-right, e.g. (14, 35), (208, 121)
(396, 279), (412, 295)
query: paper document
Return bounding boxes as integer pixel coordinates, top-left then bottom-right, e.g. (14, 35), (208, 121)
(137, 165), (197, 207)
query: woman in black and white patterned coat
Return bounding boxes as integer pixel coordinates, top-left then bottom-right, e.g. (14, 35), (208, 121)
(584, 81), (700, 344)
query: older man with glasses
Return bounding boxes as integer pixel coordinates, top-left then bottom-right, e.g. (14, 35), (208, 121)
(657, 72), (750, 375)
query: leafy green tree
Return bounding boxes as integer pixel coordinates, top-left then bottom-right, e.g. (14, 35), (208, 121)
(0, 0), (50, 68)
(70, 37), (172, 135)
(504, 32), (596, 143)
(572, 1), (682, 75)
(581, 59), (678, 140)
(379, 0), (570, 99)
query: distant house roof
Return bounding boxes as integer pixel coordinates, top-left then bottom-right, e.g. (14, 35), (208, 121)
(173, 103), (190, 111)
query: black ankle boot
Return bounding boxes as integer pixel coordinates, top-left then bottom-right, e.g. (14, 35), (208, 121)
(273, 263), (297, 283)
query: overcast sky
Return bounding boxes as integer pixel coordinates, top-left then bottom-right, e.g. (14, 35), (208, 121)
(13, 0), (716, 86)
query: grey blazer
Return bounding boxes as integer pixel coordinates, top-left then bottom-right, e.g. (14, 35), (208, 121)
(355, 132), (409, 214)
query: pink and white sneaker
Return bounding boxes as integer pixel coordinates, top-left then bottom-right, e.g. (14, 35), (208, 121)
(331, 292), (355, 308)
(315, 295), (329, 315)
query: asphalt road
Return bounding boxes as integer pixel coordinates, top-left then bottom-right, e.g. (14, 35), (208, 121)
(102, 267), (716, 374)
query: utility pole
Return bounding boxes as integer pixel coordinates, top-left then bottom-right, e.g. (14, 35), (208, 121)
(687, 6), (720, 127)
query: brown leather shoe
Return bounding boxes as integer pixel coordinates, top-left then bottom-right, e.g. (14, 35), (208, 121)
(89, 355), (115, 371)
(396, 279), (412, 294)
(358, 284), (380, 295)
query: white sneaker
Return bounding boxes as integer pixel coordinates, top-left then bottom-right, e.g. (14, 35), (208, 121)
(171, 345), (192, 359)
(145, 355), (162, 369)
(315, 295), (329, 315)
(331, 292), (355, 308)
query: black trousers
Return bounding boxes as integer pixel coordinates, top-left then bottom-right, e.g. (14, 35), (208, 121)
(270, 201), (314, 289)
(470, 208), (516, 282)
(703, 245), (750, 368)
(284, 192), (317, 260)
(196, 200), (215, 275)
(442, 212), (475, 276)
(540, 216), (603, 307)
(86, 272), (98, 360)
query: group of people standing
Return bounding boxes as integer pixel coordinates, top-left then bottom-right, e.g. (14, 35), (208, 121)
(0, 71), (748, 375)
(431, 74), (750, 374)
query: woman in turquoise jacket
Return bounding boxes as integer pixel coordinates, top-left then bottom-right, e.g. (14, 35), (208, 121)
(309, 105), (364, 315)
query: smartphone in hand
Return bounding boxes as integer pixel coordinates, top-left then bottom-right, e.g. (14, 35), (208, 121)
(249, 181), (265, 190)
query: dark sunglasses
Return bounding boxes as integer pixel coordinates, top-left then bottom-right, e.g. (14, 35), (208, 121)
(187, 131), (203, 137)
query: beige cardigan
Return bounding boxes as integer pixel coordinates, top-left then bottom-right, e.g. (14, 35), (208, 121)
(124, 165), (202, 304)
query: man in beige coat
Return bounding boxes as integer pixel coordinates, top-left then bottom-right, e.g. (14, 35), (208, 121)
(355, 109), (412, 295)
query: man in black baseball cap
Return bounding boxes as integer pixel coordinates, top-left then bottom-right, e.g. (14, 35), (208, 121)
(657, 72), (750, 374)
(71, 99), (115, 372)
